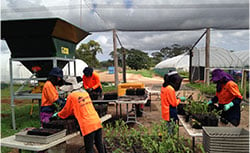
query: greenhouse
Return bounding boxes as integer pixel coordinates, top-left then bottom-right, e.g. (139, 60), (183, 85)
(154, 47), (247, 79)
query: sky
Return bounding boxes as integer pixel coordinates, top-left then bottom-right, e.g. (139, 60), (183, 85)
(1, 0), (249, 61)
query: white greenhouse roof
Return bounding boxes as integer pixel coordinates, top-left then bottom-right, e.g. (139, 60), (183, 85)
(63, 59), (88, 77)
(1, 53), (32, 83)
(192, 47), (243, 68)
(155, 53), (189, 71)
(155, 47), (245, 71)
(1, 53), (88, 83)
(232, 50), (249, 68)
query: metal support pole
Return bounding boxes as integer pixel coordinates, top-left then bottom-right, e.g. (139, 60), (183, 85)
(74, 60), (77, 76)
(68, 61), (71, 76)
(113, 29), (119, 87)
(189, 50), (193, 83)
(192, 137), (195, 152)
(53, 58), (57, 67)
(188, 30), (207, 83)
(122, 47), (126, 83)
(205, 28), (210, 85)
(10, 58), (16, 129)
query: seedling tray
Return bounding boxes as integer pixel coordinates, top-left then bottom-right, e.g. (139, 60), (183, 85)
(203, 127), (249, 152)
(15, 129), (66, 144)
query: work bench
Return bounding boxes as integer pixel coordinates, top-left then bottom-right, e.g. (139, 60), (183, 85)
(177, 115), (203, 152)
(116, 96), (149, 125)
(0, 114), (112, 153)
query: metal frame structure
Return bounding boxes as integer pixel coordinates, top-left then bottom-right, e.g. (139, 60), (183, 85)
(9, 57), (77, 130)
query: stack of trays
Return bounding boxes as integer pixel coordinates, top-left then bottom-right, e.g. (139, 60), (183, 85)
(15, 129), (66, 144)
(203, 127), (249, 153)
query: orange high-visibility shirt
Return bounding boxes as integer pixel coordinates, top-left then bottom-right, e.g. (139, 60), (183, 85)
(161, 85), (180, 121)
(216, 81), (242, 104)
(82, 71), (102, 90)
(58, 91), (102, 136)
(41, 81), (58, 106)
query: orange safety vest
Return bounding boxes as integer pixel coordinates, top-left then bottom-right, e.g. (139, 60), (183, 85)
(82, 71), (102, 90)
(161, 85), (180, 121)
(41, 81), (59, 106)
(58, 91), (102, 136)
(216, 81), (242, 104)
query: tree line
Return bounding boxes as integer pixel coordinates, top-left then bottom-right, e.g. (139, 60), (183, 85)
(75, 40), (191, 70)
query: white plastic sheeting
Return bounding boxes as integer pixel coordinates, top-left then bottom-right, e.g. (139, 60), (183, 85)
(1, 53), (32, 83)
(155, 47), (245, 71)
(232, 50), (249, 68)
(192, 47), (243, 68)
(155, 53), (190, 71)
(1, 53), (88, 83)
(62, 59), (88, 77)
(1, 1), (248, 32)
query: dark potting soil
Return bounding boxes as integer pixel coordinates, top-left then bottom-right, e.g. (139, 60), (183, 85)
(208, 104), (219, 112)
(177, 103), (186, 115)
(104, 92), (118, 100)
(27, 128), (62, 136)
(135, 88), (145, 96)
(43, 117), (79, 135)
(126, 89), (136, 95)
(192, 113), (218, 127)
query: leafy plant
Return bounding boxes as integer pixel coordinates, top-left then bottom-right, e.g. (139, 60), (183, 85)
(104, 120), (194, 153)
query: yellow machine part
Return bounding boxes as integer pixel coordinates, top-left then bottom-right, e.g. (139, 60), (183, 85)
(118, 82), (145, 96)
(31, 82), (45, 93)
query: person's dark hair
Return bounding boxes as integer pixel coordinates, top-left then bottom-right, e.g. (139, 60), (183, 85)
(162, 71), (183, 91)
(83, 67), (93, 77)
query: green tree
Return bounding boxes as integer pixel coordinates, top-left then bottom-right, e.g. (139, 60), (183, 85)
(75, 40), (102, 67)
(126, 49), (151, 70)
(151, 52), (164, 65)
(100, 60), (114, 68)
(160, 44), (191, 59)
(109, 47), (128, 67)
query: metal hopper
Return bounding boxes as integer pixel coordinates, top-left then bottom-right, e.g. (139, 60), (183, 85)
(1, 18), (90, 130)
(1, 18), (90, 77)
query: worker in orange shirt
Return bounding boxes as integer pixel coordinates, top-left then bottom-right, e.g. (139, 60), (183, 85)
(208, 69), (242, 126)
(161, 71), (185, 130)
(40, 67), (65, 126)
(52, 77), (104, 153)
(82, 67), (102, 99)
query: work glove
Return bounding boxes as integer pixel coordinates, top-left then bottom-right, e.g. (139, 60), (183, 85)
(52, 112), (58, 118)
(179, 96), (186, 102)
(207, 100), (213, 105)
(224, 102), (234, 111)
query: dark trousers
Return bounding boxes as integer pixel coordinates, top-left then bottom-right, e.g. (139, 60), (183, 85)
(84, 128), (104, 153)
(219, 104), (241, 126)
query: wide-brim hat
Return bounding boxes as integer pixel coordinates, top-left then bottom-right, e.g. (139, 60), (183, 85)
(49, 67), (63, 78)
(60, 76), (82, 92)
(211, 69), (234, 82)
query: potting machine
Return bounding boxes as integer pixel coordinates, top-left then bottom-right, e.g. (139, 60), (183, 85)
(1, 18), (90, 129)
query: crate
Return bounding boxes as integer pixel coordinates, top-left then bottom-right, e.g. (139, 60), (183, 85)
(203, 127), (249, 153)
(15, 129), (66, 144)
(118, 83), (144, 96)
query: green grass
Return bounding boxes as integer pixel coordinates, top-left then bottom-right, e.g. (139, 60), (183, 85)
(126, 69), (155, 78)
(186, 83), (216, 95)
(102, 85), (117, 93)
(1, 83), (32, 99)
(1, 104), (40, 153)
(186, 82), (248, 98)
